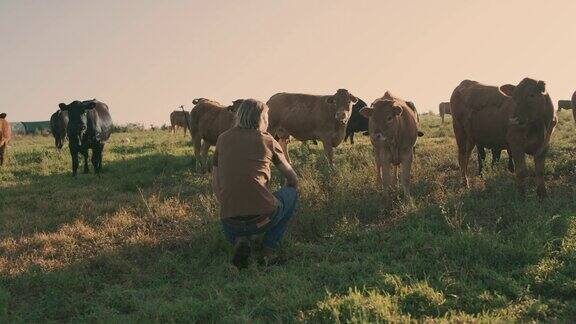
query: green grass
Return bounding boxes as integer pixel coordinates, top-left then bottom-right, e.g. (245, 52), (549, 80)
(1, 112), (575, 322)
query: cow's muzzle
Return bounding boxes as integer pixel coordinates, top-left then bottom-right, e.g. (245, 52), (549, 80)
(335, 113), (348, 125)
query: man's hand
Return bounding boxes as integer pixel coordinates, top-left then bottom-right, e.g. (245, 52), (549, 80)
(276, 154), (299, 189)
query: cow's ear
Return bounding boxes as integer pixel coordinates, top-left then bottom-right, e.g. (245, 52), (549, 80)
(359, 107), (374, 118)
(537, 80), (546, 93)
(349, 94), (358, 104)
(59, 103), (68, 111)
(326, 96), (335, 105)
(499, 84), (516, 97)
(0, 113), (6, 119)
(84, 101), (97, 110)
(393, 106), (403, 116)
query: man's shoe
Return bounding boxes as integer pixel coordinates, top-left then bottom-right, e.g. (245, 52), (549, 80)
(232, 238), (251, 269)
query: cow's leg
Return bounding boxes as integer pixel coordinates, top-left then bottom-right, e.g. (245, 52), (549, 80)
(381, 156), (392, 205)
(400, 151), (414, 203)
(441, 113), (445, 123)
(70, 146), (79, 176)
(98, 144), (104, 172)
(477, 146), (486, 176)
(320, 137), (334, 167)
(507, 149), (515, 173)
(350, 132), (355, 145)
(454, 124), (473, 187)
(510, 147), (528, 197)
(534, 152), (548, 198)
(193, 137), (202, 172)
(572, 108), (576, 124)
(0, 145), (5, 166)
(82, 147), (90, 174)
(344, 131), (350, 144)
(491, 149), (502, 169)
(92, 144), (103, 173)
(200, 141), (210, 173)
(393, 165), (399, 188)
(373, 146), (382, 188)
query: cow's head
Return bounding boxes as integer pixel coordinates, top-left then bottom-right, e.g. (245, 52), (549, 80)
(326, 89), (358, 125)
(360, 96), (403, 142)
(500, 78), (550, 125)
(192, 98), (209, 105)
(59, 100), (97, 144)
(0, 113), (6, 119)
(228, 99), (245, 113)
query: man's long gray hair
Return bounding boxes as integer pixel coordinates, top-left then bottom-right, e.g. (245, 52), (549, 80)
(236, 99), (267, 130)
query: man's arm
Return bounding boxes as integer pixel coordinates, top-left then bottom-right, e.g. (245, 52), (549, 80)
(212, 166), (223, 203)
(275, 154), (299, 189)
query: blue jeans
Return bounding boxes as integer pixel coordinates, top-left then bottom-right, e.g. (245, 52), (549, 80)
(221, 187), (298, 249)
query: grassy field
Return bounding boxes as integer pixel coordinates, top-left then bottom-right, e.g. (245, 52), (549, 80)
(1, 112), (575, 322)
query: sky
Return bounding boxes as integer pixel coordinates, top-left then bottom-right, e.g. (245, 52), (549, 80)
(1, 0), (575, 125)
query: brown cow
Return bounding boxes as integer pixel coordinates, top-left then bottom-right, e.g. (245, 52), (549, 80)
(572, 91), (576, 123)
(439, 102), (451, 123)
(189, 98), (244, 172)
(0, 113), (12, 166)
(450, 78), (557, 197)
(360, 92), (421, 203)
(266, 89), (358, 165)
(170, 109), (191, 135)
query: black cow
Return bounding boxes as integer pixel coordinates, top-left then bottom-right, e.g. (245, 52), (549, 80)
(477, 146), (514, 175)
(50, 110), (69, 150)
(58, 99), (113, 176)
(344, 98), (368, 144)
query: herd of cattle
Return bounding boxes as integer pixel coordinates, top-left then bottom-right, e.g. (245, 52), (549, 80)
(0, 78), (575, 201)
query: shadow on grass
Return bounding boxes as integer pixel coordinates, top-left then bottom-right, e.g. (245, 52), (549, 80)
(2, 180), (575, 322)
(0, 153), (205, 237)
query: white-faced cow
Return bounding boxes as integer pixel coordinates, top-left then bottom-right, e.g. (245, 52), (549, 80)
(58, 100), (113, 176)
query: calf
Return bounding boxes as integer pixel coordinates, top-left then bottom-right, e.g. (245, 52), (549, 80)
(170, 109), (191, 135)
(0, 113), (12, 166)
(360, 92), (422, 203)
(450, 78), (557, 197)
(58, 100), (113, 176)
(344, 98), (368, 144)
(267, 89), (358, 165)
(557, 100), (572, 111)
(190, 98), (243, 172)
(50, 110), (69, 150)
(439, 102), (451, 123)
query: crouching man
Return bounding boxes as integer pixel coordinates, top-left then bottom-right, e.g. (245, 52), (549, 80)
(212, 99), (299, 268)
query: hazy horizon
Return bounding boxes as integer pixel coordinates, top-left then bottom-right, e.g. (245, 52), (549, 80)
(1, 0), (575, 125)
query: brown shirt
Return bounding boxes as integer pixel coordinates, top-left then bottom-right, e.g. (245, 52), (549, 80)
(213, 127), (284, 219)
